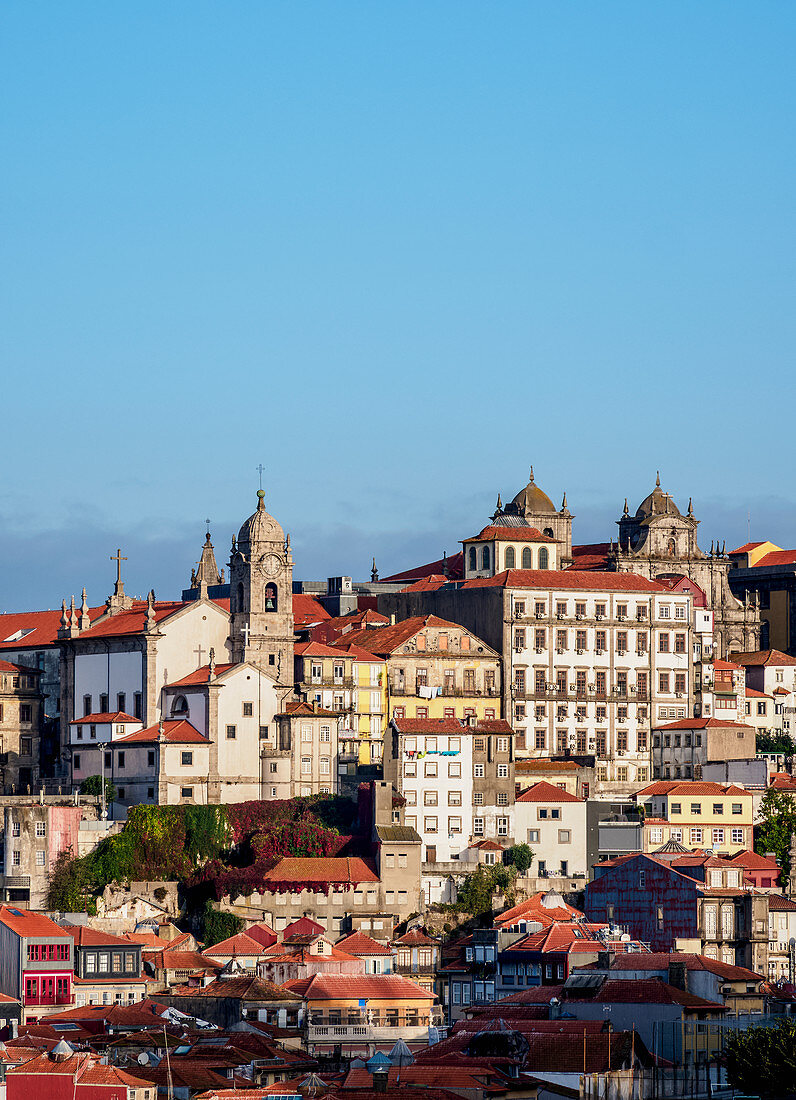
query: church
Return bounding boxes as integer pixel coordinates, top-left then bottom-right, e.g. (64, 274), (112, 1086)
(59, 490), (337, 810)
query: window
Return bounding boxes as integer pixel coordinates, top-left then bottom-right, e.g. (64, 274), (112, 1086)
(76, 726), (83, 740)
(226, 724), (236, 739)
(448, 791), (461, 806)
(670, 802), (681, 814)
(35, 821), (46, 837)
(474, 763), (485, 778)
(134, 692), (143, 719)
(497, 764), (508, 778)
(473, 792), (483, 805)
(558, 829), (571, 843)
(301, 756), (312, 775)
(424, 816), (438, 833)
(659, 633), (670, 653)
(73, 753), (81, 769)
(448, 761), (461, 778)
(731, 828), (744, 844)
(712, 829), (725, 845)
(424, 790), (438, 806)
(242, 701), (253, 716)
(116, 751), (125, 769)
(404, 762), (416, 777)
(473, 817), (484, 835)
(424, 760), (438, 777)
(659, 673), (670, 693)
(99, 693), (108, 712)
(35, 850), (45, 866)
(732, 803), (743, 815)
(181, 751), (193, 766)
(690, 828), (703, 844)
(180, 787), (193, 799)
(86, 953), (96, 973)
(83, 694), (92, 716)
(99, 953), (109, 973)
(497, 817), (508, 836)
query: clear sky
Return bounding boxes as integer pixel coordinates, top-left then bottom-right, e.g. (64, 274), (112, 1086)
(2, 3), (795, 610)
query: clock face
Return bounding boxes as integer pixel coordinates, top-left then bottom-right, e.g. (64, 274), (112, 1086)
(260, 553), (281, 577)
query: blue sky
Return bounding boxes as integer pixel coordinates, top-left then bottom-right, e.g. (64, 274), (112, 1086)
(2, 3), (795, 610)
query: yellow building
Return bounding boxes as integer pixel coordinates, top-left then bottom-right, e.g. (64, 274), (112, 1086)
(340, 614), (502, 726)
(294, 642), (386, 770)
(636, 780), (754, 856)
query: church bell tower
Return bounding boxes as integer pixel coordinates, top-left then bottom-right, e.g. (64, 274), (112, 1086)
(229, 489), (294, 683)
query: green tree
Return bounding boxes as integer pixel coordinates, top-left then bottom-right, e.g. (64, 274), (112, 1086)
(201, 901), (244, 947)
(757, 731), (796, 756)
(755, 787), (796, 883)
(47, 847), (96, 913)
(456, 864), (517, 915)
(503, 843), (534, 875)
(724, 1018), (796, 1098)
(79, 775), (116, 803)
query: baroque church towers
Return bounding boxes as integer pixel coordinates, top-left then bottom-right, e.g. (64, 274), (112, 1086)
(228, 489), (295, 684)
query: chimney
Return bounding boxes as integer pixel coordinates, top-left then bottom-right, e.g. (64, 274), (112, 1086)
(668, 960), (688, 992)
(390, 613), (396, 625)
(372, 1068), (389, 1093)
(596, 950), (612, 972)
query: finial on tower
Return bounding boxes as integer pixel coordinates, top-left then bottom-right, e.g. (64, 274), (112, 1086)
(256, 489), (265, 510)
(208, 647), (216, 679)
(529, 466), (535, 483)
(371, 557), (379, 583)
(80, 588), (90, 630)
(496, 492), (502, 511)
(687, 497), (694, 517)
(656, 471), (661, 488)
(623, 497), (629, 517)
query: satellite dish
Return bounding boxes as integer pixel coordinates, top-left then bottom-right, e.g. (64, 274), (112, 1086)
(137, 1054), (149, 1065)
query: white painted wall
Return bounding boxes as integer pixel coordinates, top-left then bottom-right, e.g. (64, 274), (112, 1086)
(75, 650), (143, 716)
(514, 793), (587, 877)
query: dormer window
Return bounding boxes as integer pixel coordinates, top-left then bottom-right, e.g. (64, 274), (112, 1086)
(171, 696), (189, 717)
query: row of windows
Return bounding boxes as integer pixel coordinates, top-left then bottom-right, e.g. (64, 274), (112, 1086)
(84, 950), (138, 973)
(515, 628), (687, 653)
(404, 789), (509, 807)
(83, 693), (143, 719)
(300, 756), (332, 774)
(469, 545), (550, 571)
(27, 943), (69, 961)
(407, 814), (509, 836)
(521, 729), (648, 754)
(392, 707), (496, 721)
(526, 828), (572, 843)
(648, 826), (746, 846)
(404, 761), (510, 779)
(10, 821), (46, 838)
(665, 801), (746, 816)
(515, 668), (687, 695)
(513, 599), (685, 621)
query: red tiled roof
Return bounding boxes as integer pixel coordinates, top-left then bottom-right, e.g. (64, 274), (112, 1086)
(0, 606), (105, 650)
(392, 716), (512, 736)
(335, 931), (394, 956)
(262, 857), (379, 886)
(713, 659), (742, 671)
(515, 759), (582, 772)
(8, 1052), (151, 1086)
(579, 951), (763, 983)
(637, 781), (751, 798)
(203, 931), (267, 956)
(729, 850), (779, 870)
(308, 609), (390, 645)
(165, 976), (299, 1002)
(243, 921), (277, 948)
(381, 553), (464, 584)
(464, 525), (557, 544)
(652, 717), (753, 732)
(768, 895), (796, 911)
(292, 594), (331, 627)
(281, 974), (435, 1000)
(122, 931), (170, 948)
(729, 542), (766, 555)
(753, 550), (796, 568)
(144, 949), (222, 972)
(282, 917), (325, 939)
(516, 780), (583, 803)
(280, 701), (338, 717)
(73, 600), (199, 639)
(495, 891), (584, 929)
(730, 649), (796, 668)
(402, 575), (450, 592)
(770, 773), (796, 790)
(330, 641), (387, 663)
(340, 615), (494, 657)
(745, 687), (771, 698)
(65, 925), (138, 948)
(504, 924), (604, 955)
(393, 928), (439, 947)
(469, 839), (504, 851)
(116, 719), (209, 744)
(69, 711), (139, 725)
(167, 664), (236, 686)
(44, 997), (170, 1025)
(462, 569), (668, 592)
(0, 906), (71, 938)
(568, 543), (611, 570)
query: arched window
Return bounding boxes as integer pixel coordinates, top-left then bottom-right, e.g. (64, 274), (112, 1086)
(264, 583), (278, 612)
(171, 696), (189, 717)
(521, 547), (533, 569)
(504, 547), (515, 568)
(468, 546), (477, 572)
(538, 547), (549, 570)
(481, 546), (490, 571)
(543, 528), (555, 539)
(236, 582), (244, 612)
(667, 537), (677, 557)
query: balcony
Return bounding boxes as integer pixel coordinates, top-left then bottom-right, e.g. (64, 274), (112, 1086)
(308, 676), (355, 690)
(306, 1011), (440, 1045)
(0, 875), (31, 889)
(24, 992), (73, 1007)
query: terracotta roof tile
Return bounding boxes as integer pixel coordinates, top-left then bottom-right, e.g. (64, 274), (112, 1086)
(116, 719), (209, 744)
(335, 931), (394, 956)
(464, 525), (557, 544)
(516, 781), (583, 803)
(167, 664), (237, 686)
(69, 711), (139, 725)
(0, 607), (105, 650)
(339, 615), (495, 657)
(0, 906), (71, 938)
(462, 569), (668, 592)
(262, 857), (379, 886)
(730, 649), (796, 667)
(282, 974), (435, 1000)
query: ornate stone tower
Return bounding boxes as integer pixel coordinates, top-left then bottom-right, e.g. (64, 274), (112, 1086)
(229, 489), (294, 684)
(491, 467), (573, 564)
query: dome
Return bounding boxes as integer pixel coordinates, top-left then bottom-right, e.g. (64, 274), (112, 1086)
(510, 467), (555, 514)
(237, 490), (284, 549)
(635, 474), (682, 520)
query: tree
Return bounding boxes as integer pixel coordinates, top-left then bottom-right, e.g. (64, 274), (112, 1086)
(202, 901), (244, 946)
(755, 787), (796, 884)
(47, 847), (96, 914)
(757, 731), (796, 756)
(79, 775), (116, 803)
(724, 1018), (796, 1097)
(503, 844), (534, 875)
(456, 864), (517, 915)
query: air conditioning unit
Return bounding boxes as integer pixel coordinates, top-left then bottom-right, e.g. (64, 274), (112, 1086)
(676, 692), (684, 698)
(514, 646), (523, 654)
(618, 648), (626, 656)
(630, 686), (636, 694)
(556, 648), (564, 655)
(618, 613), (626, 621)
(535, 647), (544, 654)
(576, 614), (585, 621)
(617, 749), (625, 756)
(557, 612), (565, 620)
(596, 613), (604, 621)
(596, 648), (604, 655)
(589, 685), (595, 692)
(576, 649), (584, 655)
(618, 716), (627, 723)
(588, 740), (596, 750)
